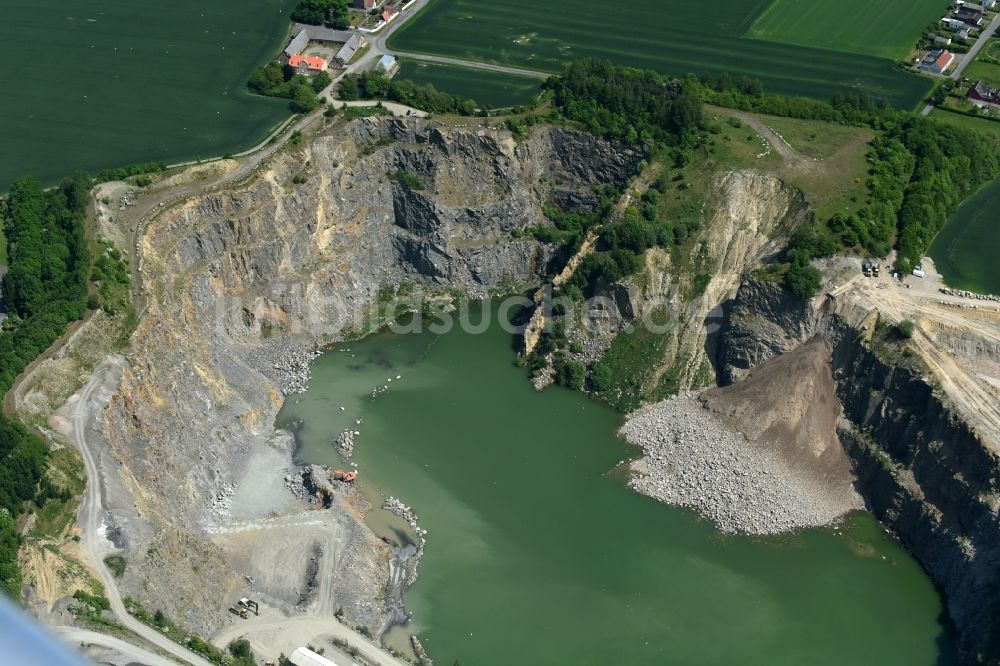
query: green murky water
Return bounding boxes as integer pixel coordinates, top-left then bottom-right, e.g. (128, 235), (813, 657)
(277, 310), (953, 666)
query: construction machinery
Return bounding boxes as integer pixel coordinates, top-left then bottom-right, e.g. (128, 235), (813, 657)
(237, 598), (259, 616)
(229, 606), (249, 619)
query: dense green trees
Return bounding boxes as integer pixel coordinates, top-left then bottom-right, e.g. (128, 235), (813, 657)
(95, 162), (165, 184)
(348, 71), (479, 115)
(0, 174), (92, 598)
(248, 62), (322, 113)
(818, 119), (999, 272)
(291, 0), (349, 29)
(892, 119), (999, 273)
(546, 59), (703, 145)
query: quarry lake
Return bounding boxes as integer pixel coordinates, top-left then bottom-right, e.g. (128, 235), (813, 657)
(277, 315), (953, 665)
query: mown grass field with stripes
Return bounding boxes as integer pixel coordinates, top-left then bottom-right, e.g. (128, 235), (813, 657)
(746, 0), (950, 60)
(395, 60), (543, 108)
(388, 0), (934, 108)
(0, 0), (295, 191)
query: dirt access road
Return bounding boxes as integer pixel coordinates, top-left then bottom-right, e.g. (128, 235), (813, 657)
(55, 627), (181, 666)
(827, 257), (1000, 450)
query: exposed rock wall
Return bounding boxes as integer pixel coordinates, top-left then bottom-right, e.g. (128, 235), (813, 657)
(717, 279), (1000, 663)
(101, 118), (640, 633)
(593, 170), (808, 398)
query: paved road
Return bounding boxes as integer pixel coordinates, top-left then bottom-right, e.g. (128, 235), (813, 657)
(70, 357), (215, 666)
(56, 627), (181, 666)
(951, 18), (1000, 80)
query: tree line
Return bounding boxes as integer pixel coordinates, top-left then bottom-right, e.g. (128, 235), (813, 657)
(248, 62), (330, 113)
(291, 0), (350, 30)
(545, 59), (703, 146)
(339, 71), (481, 115)
(0, 174), (92, 596)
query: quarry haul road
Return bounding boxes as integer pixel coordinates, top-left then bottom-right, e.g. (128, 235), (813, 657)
(56, 627), (181, 666)
(69, 357), (216, 666)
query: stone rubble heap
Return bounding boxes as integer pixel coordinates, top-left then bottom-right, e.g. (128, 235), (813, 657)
(383, 496), (428, 586)
(245, 339), (321, 395)
(940, 287), (1000, 303)
(210, 480), (237, 520)
(336, 419), (363, 457)
(620, 393), (859, 535)
(284, 468), (312, 503)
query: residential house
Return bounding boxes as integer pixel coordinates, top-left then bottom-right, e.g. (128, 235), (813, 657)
(928, 32), (953, 45)
(288, 54), (329, 73)
(353, 0), (379, 9)
(376, 54), (399, 75)
(295, 24), (355, 44)
(382, 7), (400, 22)
(941, 17), (966, 30)
(984, 0), (997, 9)
(334, 33), (366, 67)
(969, 80), (1000, 106)
(957, 27), (972, 40)
(284, 24), (356, 60)
(919, 49), (955, 74)
(956, 9), (984, 25)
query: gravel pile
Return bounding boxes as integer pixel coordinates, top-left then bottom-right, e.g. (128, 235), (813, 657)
(244, 338), (321, 395)
(621, 393), (860, 535)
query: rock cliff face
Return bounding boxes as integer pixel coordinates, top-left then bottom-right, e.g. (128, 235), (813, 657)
(589, 170), (808, 400)
(101, 117), (640, 633)
(718, 280), (1000, 662)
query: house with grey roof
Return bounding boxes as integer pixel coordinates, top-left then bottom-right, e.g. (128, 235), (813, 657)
(334, 33), (366, 67)
(284, 28), (310, 58)
(283, 24), (360, 61)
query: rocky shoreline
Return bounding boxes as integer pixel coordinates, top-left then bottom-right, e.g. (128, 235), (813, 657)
(245, 338), (322, 395)
(621, 393), (862, 535)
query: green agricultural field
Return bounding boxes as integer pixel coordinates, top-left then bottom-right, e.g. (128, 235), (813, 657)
(395, 61), (543, 108)
(0, 0), (297, 191)
(930, 176), (1000, 294)
(746, 0), (948, 60)
(929, 108), (1000, 136)
(388, 0), (934, 108)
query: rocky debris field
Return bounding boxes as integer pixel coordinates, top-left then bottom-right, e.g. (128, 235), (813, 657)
(940, 287), (1000, 302)
(621, 393), (862, 535)
(383, 497), (427, 587)
(245, 338), (321, 395)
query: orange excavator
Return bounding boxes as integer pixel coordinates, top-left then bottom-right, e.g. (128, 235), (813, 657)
(332, 469), (358, 482)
